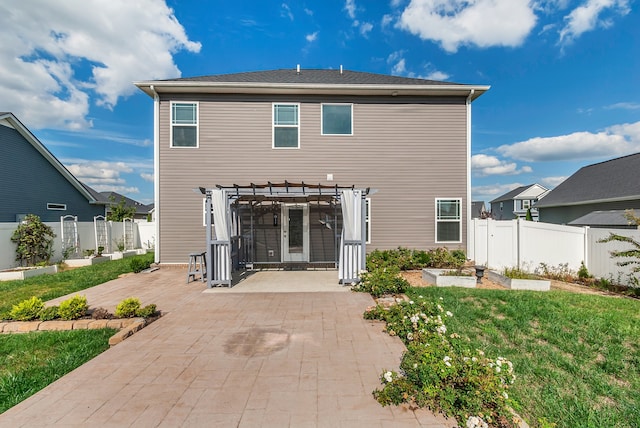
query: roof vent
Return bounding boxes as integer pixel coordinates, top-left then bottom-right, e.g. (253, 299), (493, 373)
(296, 64), (300, 74)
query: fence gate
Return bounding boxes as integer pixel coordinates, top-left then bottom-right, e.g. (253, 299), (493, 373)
(60, 215), (79, 258)
(94, 215), (110, 253)
(123, 218), (134, 250)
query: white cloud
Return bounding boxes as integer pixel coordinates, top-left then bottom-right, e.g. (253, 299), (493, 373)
(359, 22), (374, 37)
(497, 121), (640, 162)
(472, 154), (532, 176)
(424, 70), (450, 81)
(559, 0), (630, 46)
(391, 0), (404, 6)
(382, 14), (394, 28)
(304, 8), (314, 16)
(306, 31), (319, 42)
(473, 182), (524, 199)
(540, 176), (567, 187)
(392, 58), (407, 75)
(0, 0), (200, 130)
(397, 0), (537, 53)
(67, 160), (132, 181)
(281, 3), (294, 20)
(345, 0), (357, 19)
(140, 173), (155, 182)
(605, 102), (640, 110)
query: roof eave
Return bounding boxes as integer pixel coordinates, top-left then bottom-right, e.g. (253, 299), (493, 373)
(134, 81), (489, 101)
(0, 113), (98, 204)
(537, 195), (640, 209)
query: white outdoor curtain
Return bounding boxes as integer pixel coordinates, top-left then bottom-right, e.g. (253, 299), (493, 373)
(212, 189), (229, 241)
(339, 189), (363, 283)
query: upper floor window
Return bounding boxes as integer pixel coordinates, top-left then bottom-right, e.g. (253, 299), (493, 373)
(273, 103), (299, 148)
(436, 198), (461, 243)
(322, 104), (352, 135)
(171, 102), (198, 147)
(47, 203), (67, 211)
(522, 199), (531, 209)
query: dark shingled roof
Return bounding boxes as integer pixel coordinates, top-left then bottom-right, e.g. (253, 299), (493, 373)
(490, 184), (536, 204)
(535, 153), (640, 208)
(158, 68), (462, 86)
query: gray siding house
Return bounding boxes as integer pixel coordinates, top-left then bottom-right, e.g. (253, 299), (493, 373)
(0, 112), (103, 222)
(490, 184), (548, 221)
(537, 153), (640, 225)
(135, 68), (488, 270)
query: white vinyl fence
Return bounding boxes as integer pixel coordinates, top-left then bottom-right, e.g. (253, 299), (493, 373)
(0, 221), (156, 270)
(469, 219), (640, 282)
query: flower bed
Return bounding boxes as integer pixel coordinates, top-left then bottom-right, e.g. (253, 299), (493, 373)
(0, 265), (58, 281)
(422, 269), (476, 288)
(488, 270), (550, 291)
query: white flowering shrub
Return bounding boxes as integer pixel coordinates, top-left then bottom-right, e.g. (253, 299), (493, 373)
(365, 295), (517, 427)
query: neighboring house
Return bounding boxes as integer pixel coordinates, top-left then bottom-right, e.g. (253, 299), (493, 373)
(471, 201), (488, 219)
(135, 68), (488, 270)
(0, 112), (103, 222)
(568, 210), (638, 229)
(490, 184), (549, 221)
(100, 191), (154, 221)
(536, 153), (640, 225)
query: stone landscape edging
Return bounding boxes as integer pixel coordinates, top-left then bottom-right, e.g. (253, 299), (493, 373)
(0, 317), (148, 346)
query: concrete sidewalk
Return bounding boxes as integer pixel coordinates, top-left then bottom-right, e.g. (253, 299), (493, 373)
(0, 269), (455, 427)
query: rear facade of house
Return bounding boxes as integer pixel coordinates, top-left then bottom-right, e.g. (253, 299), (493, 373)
(136, 69), (488, 268)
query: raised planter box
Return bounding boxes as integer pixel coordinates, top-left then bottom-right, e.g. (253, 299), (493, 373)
(0, 265), (58, 281)
(487, 270), (550, 291)
(108, 250), (137, 260)
(422, 269), (477, 288)
(64, 256), (111, 268)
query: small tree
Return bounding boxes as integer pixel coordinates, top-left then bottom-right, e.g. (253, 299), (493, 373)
(107, 195), (137, 221)
(525, 208), (533, 221)
(10, 214), (56, 266)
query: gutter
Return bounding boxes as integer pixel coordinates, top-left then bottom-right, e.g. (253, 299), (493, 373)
(150, 85), (160, 264)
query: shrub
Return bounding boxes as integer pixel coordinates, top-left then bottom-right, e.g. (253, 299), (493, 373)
(39, 306), (59, 321)
(577, 261), (591, 280)
(365, 296), (517, 427)
(130, 257), (151, 273)
(10, 214), (56, 266)
(367, 247), (466, 271)
(352, 267), (409, 297)
(58, 295), (88, 320)
(8, 296), (45, 321)
(115, 297), (141, 318)
(136, 304), (157, 318)
(503, 267), (537, 280)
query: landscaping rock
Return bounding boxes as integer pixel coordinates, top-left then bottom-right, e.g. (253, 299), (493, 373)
(39, 320), (74, 331)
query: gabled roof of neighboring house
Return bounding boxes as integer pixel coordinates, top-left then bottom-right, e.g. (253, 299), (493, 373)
(135, 67), (489, 101)
(471, 201), (486, 215)
(536, 153), (640, 208)
(568, 210), (633, 227)
(490, 184), (548, 204)
(0, 112), (98, 204)
(100, 191), (153, 215)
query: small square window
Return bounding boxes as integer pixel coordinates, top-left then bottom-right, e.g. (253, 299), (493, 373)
(47, 203), (67, 210)
(322, 104), (352, 135)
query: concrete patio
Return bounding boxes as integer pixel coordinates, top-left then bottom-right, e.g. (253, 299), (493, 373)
(0, 268), (455, 427)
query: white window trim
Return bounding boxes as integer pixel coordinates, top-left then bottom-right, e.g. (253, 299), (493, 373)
(272, 103), (300, 149)
(522, 199), (531, 209)
(435, 198), (462, 244)
(321, 103), (353, 136)
(47, 203), (67, 211)
(170, 101), (199, 148)
(365, 197), (371, 244)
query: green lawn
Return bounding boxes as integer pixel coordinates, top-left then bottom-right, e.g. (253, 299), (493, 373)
(0, 252), (154, 318)
(0, 253), (154, 413)
(0, 329), (115, 413)
(407, 287), (640, 427)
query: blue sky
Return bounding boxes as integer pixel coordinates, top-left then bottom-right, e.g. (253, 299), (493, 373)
(1, 0), (638, 206)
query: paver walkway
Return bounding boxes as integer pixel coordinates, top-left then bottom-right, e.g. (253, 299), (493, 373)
(0, 269), (455, 427)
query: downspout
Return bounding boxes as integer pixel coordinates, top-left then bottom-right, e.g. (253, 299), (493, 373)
(150, 85), (160, 264)
(466, 89), (474, 259)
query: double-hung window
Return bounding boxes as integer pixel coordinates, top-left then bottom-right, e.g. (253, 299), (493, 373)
(436, 198), (461, 243)
(171, 102), (198, 147)
(273, 103), (299, 148)
(322, 104), (352, 135)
